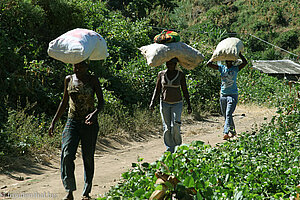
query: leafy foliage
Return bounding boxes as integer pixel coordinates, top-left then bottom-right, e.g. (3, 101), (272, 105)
(1, 3), (299, 197)
(0, 0), (85, 114)
(99, 106), (299, 199)
(238, 66), (296, 108)
(105, 0), (178, 21)
(0, 106), (62, 165)
(89, 2), (299, 198)
(165, 0), (300, 58)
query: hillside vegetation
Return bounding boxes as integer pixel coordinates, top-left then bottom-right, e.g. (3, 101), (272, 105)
(0, 0), (299, 198)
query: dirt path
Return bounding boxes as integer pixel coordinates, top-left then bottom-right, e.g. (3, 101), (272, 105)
(0, 104), (276, 200)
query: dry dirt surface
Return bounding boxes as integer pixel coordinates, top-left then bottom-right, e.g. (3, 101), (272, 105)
(0, 104), (276, 200)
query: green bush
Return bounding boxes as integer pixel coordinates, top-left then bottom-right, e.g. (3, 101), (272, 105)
(274, 30), (299, 50)
(105, 0), (177, 20)
(0, 107), (62, 165)
(270, 6), (287, 26)
(0, 0), (86, 115)
(1, 0), (299, 182)
(249, 20), (270, 32)
(238, 66), (294, 108)
(245, 31), (269, 52)
(99, 107), (299, 199)
(185, 65), (220, 114)
(260, 47), (283, 60)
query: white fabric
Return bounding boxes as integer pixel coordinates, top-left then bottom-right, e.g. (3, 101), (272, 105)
(209, 37), (244, 62)
(139, 42), (204, 70)
(47, 28), (109, 64)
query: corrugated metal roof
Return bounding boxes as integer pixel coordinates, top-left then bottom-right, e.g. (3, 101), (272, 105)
(252, 60), (300, 75)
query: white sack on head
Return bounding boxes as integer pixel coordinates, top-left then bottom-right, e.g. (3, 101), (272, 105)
(209, 37), (244, 62)
(47, 28), (109, 64)
(139, 42), (204, 70)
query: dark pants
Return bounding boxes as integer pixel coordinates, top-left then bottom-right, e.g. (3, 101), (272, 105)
(61, 118), (99, 196)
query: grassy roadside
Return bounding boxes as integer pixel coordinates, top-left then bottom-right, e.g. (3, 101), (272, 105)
(96, 99), (299, 199)
(0, 105), (162, 171)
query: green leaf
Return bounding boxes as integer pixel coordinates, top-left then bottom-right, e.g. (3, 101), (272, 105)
(165, 181), (174, 190)
(133, 188), (145, 197)
(197, 191), (203, 200)
(191, 140), (205, 147)
(204, 186), (213, 197)
(131, 163), (138, 167)
(138, 157), (144, 162)
(183, 176), (195, 188)
(234, 191), (243, 200)
(179, 144), (190, 151)
(141, 162), (149, 168)
(155, 184), (163, 190)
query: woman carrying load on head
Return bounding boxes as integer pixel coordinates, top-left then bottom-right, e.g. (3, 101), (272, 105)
(206, 52), (248, 140)
(149, 57), (192, 153)
(48, 61), (104, 200)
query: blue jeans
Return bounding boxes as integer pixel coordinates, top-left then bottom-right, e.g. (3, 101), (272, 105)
(160, 101), (183, 153)
(220, 94), (238, 134)
(61, 118), (99, 196)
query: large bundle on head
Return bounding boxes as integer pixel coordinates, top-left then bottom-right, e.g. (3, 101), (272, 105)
(139, 42), (204, 70)
(47, 28), (109, 64)
(209, 37), (244, 62)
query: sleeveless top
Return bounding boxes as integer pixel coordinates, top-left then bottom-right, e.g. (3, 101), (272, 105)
(67, 74), (95, 121)
(160, 69), (183, 104)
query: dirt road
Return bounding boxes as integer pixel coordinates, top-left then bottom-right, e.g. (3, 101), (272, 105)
(0, 104), (276, 200)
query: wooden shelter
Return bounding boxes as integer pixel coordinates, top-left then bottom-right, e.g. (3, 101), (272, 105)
(252, 60), (300, 81)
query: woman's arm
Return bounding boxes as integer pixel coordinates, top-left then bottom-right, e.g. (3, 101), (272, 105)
(238, 52), (248, 70)
(85, 76), (104, 125)
(48, 76), (70, 137)
(206, 61), (219, 70)
(180, 74), (192, 114)
(149, 72), (162, 111)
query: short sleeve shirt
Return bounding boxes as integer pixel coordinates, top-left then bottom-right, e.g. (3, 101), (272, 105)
(218, 64), (239, 95)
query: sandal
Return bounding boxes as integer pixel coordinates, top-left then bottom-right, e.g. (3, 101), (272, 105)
(62, 193), (74, 200)
(231, 133), (237, 138)
(223, 134), (230, 140)
(81, 195), (91, 200)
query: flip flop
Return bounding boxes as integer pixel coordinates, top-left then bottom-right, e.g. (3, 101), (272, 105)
(81, 195), (91, 200)
(223, 134), (230, 140)
(62, 196), (74, 200)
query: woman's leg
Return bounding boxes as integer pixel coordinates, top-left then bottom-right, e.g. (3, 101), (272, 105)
(220, 95), (228, 135)
(224, 94), (238, 135)
(160, 101), (175, 153)
(228, 94), (238, 135)
(61, 119), (80, 192)
(80, 122), (99, 197)
(171, 102), (183, 147)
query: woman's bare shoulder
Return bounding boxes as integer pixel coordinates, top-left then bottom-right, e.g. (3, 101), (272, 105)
(159, 69), (167, 75)
(65, 75), (72, 82)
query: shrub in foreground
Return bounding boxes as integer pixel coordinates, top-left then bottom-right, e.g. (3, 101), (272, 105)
(98, 106), (299, 199)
